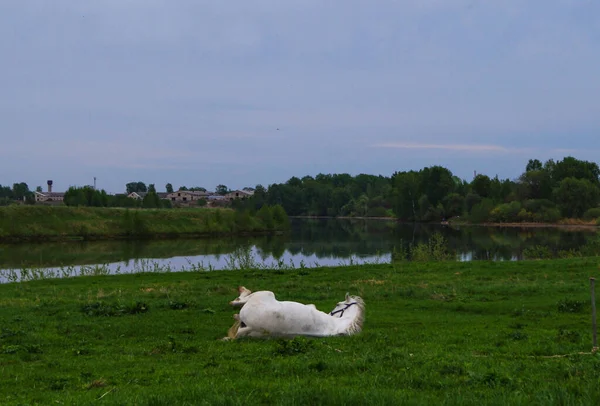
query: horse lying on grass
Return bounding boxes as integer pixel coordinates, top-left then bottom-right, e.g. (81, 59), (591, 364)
(224, 286), (365, 340)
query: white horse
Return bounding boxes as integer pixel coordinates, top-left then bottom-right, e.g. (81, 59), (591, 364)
(224, 286), (365, 339)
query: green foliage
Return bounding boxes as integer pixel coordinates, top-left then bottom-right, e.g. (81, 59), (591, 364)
(0, 206), (289, 242)
(471, 174), (492, 198)
(554, 177), (600, 218)
(215, 184), (229, 195)
(393, 232), (454, 262)
(583, 207), (600, 221)
(522, 245), (553, 260)
(256, 205), (275, 230)
(0, 197), (14, 206)
(271, 204), (291, 229)
(552, 156), (600, 186)
(469, 198), (495, 223)
(489, 201), (522, 223)
(126, 182), (147, 194)
(142, 191), (161, 208)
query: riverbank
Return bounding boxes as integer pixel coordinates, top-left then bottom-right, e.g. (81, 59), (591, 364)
(292, 215), (600, 229)
(1, 258), (600, 404)
(0, 206), (289, 243)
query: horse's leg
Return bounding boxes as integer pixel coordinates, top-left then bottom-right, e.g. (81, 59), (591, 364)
(222, 314), (241, 340)
(234, 326), (266, 338)
(229, 287), (253, 308)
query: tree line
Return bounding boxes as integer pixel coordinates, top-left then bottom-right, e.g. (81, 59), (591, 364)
(3, 156), (600, 222)
(126, 182), (230, 195)
(234, 156), (600, 223)
(0, 183), (35, 205)
(62, 185), (172, 209)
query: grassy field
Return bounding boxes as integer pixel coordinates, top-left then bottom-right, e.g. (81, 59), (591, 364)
(0, 206), (289, 242)
(1, 258), (600, 405)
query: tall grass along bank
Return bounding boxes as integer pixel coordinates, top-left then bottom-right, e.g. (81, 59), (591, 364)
(1, 258), (600, 404)
(0, 205), (290, 242)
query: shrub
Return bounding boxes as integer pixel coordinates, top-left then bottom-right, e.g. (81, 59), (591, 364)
(583, 207), (600, 221)
(522, 245), (553, 260)
(469, 199), (494, 223)
(489, 201), (522, 223)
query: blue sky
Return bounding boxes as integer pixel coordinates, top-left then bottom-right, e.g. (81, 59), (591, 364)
(1, 0), (599, 193)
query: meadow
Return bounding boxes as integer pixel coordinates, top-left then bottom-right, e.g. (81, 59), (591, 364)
(0, 205), (289, 242)
(1, 257), (600, 405)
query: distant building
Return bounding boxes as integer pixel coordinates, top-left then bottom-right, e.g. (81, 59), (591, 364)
(128, 191), (170, 200)
(35, 191), (65, 202)
(127, 192), (147, 200)
(223, 190), (254, 201)
(35, 180), (64, 202)
(167, 190), (210, 202)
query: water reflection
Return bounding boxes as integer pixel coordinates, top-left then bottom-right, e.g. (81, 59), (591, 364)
(0, 218), (598, 275)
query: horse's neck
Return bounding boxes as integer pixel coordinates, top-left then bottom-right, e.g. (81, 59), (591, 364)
(329, 310), (361, 335)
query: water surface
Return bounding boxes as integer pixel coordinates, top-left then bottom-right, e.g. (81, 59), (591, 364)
(1, 218), (598, 282)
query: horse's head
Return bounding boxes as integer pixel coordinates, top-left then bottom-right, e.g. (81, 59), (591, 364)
(229, 286), (253, 307)
(329, 292), (364, 319)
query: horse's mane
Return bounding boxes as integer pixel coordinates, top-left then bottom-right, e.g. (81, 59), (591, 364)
(345, 296), (365, 335)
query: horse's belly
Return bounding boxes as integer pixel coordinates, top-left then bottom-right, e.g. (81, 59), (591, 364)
(241, 304), (331, 336)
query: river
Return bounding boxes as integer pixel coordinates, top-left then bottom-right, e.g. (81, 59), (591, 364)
(1, 218), (598, 282)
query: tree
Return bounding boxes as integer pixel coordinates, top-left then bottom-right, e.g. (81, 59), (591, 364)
(216, 184), (229, 195)
(165, 183), (174, 193)
(526, 159), (543, 172)
(552, 157), (600, 186)
(553, 177), (600, 218)
(142, 191), (160, 208)
(516, 170), (552, 201)
(148, 184), (156, 193)
(419, 166), (455, 207)
(36, 186), (42, 193)
(471, 175), (492, 198)
(12, 182), (30, 200)
(126, 182), (147, 194)
(391, 171), (420, 220)
(442, 193), (464, 218)
(0, 185), (13, 198)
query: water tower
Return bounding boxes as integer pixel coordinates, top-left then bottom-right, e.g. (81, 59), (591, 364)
(47, 180), (53, 193)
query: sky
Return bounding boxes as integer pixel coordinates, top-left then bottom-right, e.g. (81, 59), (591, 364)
(1, 0), (599, 194)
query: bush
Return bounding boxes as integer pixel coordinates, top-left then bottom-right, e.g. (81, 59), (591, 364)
(532, 207), (561, 223)
(366, 206), (389, 217)
(583, 207), (600, 221)
(517, 209), (533, 222)
(489, 201), (521, 223)
(522, 245), (553, 260)
(271, 205), (290, 229)
(410, 232), (453, 262)
(523, 199), (556, 212)
(469, 199), (495, 223)
(256, 206), (275, 230)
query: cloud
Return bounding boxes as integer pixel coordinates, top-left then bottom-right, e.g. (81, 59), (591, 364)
(371, 142), (516, 153)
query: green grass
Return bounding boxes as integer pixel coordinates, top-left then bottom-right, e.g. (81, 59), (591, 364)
(0, 206), (289, 242)
(1, 258), (600, 405)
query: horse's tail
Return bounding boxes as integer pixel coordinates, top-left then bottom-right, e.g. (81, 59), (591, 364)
(227, 319), (241, 339)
